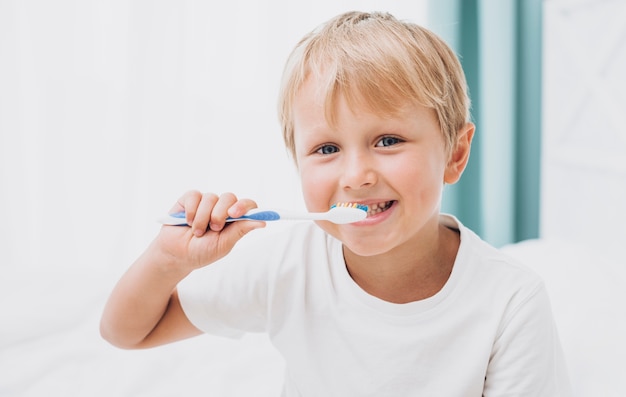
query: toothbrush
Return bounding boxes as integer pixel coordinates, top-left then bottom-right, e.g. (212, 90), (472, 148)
(158, 202), (368, 225)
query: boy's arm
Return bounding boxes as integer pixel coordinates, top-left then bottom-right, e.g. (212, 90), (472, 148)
(100, 191), (265, 349)
(99, 246), (200, 349)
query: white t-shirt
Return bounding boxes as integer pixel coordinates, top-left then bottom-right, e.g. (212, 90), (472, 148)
(178, 215), (571, 396)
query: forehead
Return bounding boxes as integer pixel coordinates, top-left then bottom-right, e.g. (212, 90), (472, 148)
(292, 75), (438, 141)
(292, 72), (413, 132)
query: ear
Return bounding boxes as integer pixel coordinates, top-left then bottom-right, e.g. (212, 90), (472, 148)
(444, 122), (475, 185)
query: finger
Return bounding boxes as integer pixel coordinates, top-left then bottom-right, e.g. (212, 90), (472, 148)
(170, 190), (202, 225)
(208, 192), (239, 232)
(226, 198), (259, 219)
(192, 192), (219, 236)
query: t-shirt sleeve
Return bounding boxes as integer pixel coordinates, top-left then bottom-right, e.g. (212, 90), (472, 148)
(483, 281), (573, 396)
(177, 226), (279, 339)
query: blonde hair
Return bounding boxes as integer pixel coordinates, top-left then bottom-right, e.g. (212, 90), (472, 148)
(278, 11), (471, 162)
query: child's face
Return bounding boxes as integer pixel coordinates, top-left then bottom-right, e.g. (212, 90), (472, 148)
(292, 77), (458, 257)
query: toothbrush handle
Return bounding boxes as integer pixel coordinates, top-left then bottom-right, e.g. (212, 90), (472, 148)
(159, 210), (280, 225)
(228, 210), (281, 221)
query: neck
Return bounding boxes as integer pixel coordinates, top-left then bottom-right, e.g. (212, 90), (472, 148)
(343, 223), (459, 304)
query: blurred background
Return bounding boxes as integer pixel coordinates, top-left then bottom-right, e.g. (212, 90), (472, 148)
(0, 0), (430, 299)
(1, 0), (624, 396)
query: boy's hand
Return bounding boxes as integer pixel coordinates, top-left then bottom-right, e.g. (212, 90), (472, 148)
(153, 190), (265, 272)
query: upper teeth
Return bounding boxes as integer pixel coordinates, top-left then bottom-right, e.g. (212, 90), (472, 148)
(367, 201), (392, 216)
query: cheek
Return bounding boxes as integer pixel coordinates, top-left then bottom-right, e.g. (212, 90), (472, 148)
(387, 153), (446, 199)
(298, 164), (334, 211)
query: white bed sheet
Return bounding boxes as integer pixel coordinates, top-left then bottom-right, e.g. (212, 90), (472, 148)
(0, 267), (285, 397)
(1, 316), (284, 396)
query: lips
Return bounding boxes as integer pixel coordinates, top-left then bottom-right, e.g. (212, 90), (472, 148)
(366, 201), (394, 217)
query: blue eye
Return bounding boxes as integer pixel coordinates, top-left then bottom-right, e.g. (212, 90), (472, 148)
(316, 144), (339, 155)
(376, 136), (403, 147)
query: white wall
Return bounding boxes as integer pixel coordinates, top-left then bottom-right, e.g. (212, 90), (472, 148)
(0, 1), (428, 339)
(541, 0), (626, 261)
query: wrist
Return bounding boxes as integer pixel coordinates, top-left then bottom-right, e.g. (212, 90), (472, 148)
(140, 240), (196, 281)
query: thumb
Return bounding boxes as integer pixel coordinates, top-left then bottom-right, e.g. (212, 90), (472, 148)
(218, 221), (266, 251)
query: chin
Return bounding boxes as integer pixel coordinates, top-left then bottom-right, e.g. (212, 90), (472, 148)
(319, 223), (400, 257)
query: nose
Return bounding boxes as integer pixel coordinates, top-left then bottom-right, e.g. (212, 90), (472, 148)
(340, 152), (377, 190)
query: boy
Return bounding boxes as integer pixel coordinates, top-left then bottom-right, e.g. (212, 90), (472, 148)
(101, 11), (571, 395)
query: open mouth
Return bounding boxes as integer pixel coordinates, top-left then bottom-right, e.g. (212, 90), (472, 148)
(367, 201), (394, 217)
